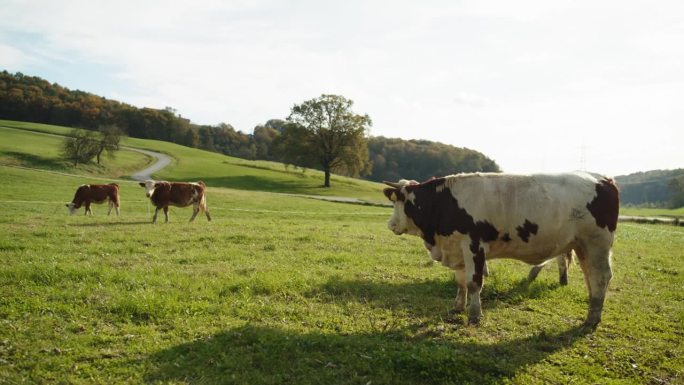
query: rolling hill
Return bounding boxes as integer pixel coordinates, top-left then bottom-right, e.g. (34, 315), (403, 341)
(0, 119), (386, 202)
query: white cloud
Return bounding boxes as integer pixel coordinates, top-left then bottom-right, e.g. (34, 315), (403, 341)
(0, 0), (683, 174)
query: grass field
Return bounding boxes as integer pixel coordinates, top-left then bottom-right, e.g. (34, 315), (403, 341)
(0, 124), (152, 179)
(620, 206), (684, 219)
(1, 163), (683, 384)
(1, 119), (683, 383)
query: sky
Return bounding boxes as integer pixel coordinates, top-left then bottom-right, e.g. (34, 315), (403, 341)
(1, 0), (683, 176)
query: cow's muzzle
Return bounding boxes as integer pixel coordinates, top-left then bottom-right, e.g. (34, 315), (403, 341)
(388, 223), (405, 235)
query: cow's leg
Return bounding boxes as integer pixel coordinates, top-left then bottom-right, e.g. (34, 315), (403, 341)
(528, 260), (549, 282)
(482, 261), (489, 277)
(463, 239), (487, 324)
(190, 203), (200, 222)
(201, 198), (212, 222)
(152, 207), (160, 223)
(453, 267), (467, 312)
(575, 248), (591, 294)
(85, 203), (92, 216)
(558, 251), (572, 286)
(163, 206), (169, 223)
(108, 200), (113, 215)
(582, 245), (612, 328)
(115, 204), (120, 216)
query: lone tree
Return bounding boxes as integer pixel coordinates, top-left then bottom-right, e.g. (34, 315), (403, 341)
(62, 129), (99, 166)
(280, 94), (372, 187)
(94, 124), (122, 164)
(62, 126), (122, 166)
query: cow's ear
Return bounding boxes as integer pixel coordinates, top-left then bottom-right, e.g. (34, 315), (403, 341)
(383, 188), (398, 202)
(138, 182), (145, 187)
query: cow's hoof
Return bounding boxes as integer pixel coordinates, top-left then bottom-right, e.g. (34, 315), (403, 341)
(581, 319), (600, 331)
(448, 308), (463, 317)
(445, 311), (463, 324)
(468, 316), (481, 325)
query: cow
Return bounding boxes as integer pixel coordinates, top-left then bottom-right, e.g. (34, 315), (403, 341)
(383, 172), (619, 327)
(416, 179), (573, 286)
(66, 183), (120, 216)
(138, 180), (211, 223)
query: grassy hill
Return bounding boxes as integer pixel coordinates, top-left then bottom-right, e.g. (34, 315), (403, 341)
(0, 119), (385, 202)
(0, 163), (683, 384)
(0, 123), (152, 178)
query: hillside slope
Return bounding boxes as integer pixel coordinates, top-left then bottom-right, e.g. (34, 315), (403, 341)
(0, 119), (385, 202)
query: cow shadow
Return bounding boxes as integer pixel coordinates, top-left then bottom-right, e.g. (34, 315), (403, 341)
(67, 220), (152, 227)
(306, 276), (562, 321)
(139, 324), (589, 384)
(199, 175), (315, 194)
(3, 151), (67, 170)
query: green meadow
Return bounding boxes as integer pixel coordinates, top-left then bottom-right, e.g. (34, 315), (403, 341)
(0, 121), (683, 384)
(0, 120), (384, 202)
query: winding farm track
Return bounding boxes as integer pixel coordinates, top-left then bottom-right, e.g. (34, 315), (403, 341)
(125, 147), (172, 181)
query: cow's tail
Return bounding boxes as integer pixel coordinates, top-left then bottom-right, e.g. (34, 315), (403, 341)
(199, 192), (208, 212)
(197, 181), (208, 213)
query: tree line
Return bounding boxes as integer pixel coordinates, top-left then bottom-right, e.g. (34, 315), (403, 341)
(1, 70), (500, 185)
(616, 169), (684, 208)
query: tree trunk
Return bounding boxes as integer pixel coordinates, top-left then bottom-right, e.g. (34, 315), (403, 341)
(96, 147), (103, 164)
(323, 165), (331, 188)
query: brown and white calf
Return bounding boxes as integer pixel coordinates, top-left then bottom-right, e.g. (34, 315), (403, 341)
(139, 180), (211, 223)
(66, 183), (120, 216)
(383, 172), (618, 327)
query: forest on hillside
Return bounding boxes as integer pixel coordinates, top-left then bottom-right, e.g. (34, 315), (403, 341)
(616, 169), (684, 208)
(0, 70), (500, 182)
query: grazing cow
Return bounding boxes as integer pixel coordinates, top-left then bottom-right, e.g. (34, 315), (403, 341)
(66, 183), (120, 216)
(139, 180), (211, 223)
(383, 172), (619, 327)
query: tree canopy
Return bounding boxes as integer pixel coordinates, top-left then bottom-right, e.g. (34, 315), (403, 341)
(278, 95), (372, 187)
(367, 137), (500, 182)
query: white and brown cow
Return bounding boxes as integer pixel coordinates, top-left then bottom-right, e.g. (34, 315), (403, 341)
(66, 183), (120, 216)
(139, 180), (212, 223)
(383, 172), (619, 327)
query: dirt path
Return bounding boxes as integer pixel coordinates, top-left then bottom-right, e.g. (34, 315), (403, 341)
(126, 147), (173, 181)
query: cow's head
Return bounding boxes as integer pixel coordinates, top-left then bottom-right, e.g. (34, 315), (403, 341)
(65, 202), (77, 215)
(139, 180), (158, 198)
(383, 179), (420, 236)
